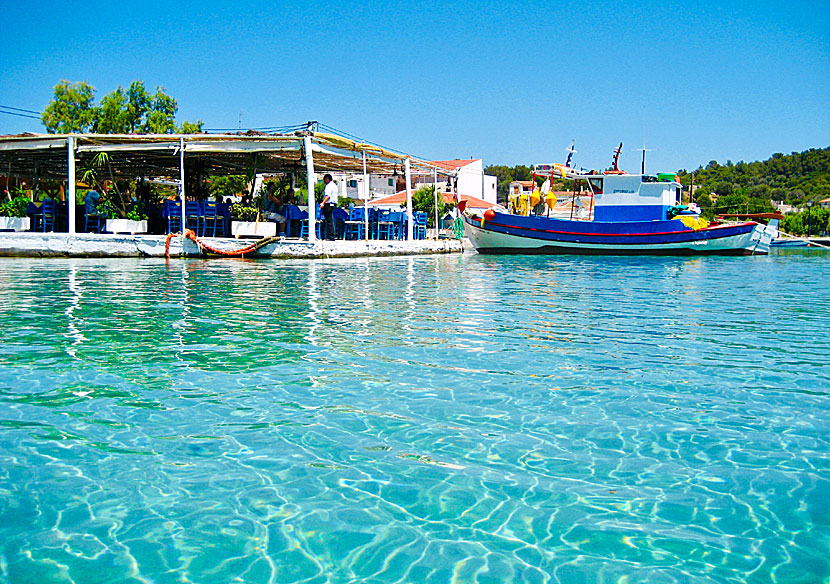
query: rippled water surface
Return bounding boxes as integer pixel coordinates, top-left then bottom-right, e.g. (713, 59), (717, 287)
(0, 251), (828, 584)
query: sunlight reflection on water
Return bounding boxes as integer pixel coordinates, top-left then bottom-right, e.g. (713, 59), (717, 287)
(0, 252), (828, 583)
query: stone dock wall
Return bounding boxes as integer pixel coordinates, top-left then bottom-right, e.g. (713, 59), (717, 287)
(0, 232), (463, 259)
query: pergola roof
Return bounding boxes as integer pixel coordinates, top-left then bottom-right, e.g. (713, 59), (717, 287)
(0, 131), (455, 181)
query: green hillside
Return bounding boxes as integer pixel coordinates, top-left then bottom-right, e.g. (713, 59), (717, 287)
(678, 147), (830, 211)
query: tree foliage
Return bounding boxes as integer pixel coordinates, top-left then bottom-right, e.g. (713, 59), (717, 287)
(42, 79), (203, 134)
(781, 206), (830, 236)
(484, 164), (533, 204)
(401, 185), (455, 228)
(42, 81), (97, 133)
(208, 175), (248, 201)
(679, 148), (830, 211)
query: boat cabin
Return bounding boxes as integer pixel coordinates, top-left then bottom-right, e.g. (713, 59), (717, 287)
(586, 173), (682, 222)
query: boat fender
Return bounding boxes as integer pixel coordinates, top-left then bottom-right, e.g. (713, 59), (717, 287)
(483, 209), (496, 222)
(530, 188), (541, 207)
(545, 192), (557, 209)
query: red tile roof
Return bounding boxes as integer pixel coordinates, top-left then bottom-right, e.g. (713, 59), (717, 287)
(368, 191), (494, 209)
(457, 194), (495, 209)
(430, 159), (481, 171)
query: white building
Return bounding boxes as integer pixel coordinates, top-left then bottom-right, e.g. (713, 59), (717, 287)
(344, 174), (398, 200)
(508, 180), (535, 198)
(427, 159), (498, 204)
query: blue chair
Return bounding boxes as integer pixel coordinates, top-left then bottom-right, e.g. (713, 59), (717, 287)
(215, 202), (229, 237)
(284, 205), (304, 238)
(185, 201), (202, 234)
(165, 200), (183, 233)
(368, 207), (381, 239)
(344, 206), (366, 240)
(333, 207), (348, 239)
(374, 210), (389, 240)
(202, 201), (223, 237)
(386, 211), (403, 240)
(395, 212), (408, 239)
(84, 205), (105, 233)
(300, 218), (321, 239)
(414, 212), (428, 240)
(34, 200), (56, 232)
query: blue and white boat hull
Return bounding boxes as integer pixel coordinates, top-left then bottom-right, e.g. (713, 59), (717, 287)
(463, 212), (776, 256)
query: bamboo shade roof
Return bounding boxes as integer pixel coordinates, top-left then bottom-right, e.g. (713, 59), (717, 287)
(0, 132), (455, 181)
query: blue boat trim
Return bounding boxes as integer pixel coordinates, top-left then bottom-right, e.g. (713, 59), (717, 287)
(465, 213), (757, 246)
(474, 243), (755, 256)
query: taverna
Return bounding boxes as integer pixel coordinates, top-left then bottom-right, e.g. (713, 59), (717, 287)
(0, 126), (484, 258)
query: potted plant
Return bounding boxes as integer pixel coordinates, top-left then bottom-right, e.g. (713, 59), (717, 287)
(230, 203), (275, 238)
(105, 202), (148, 234)
(0, 189), (31, 231)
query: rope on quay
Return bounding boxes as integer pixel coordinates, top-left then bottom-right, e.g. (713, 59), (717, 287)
(776, 230), (830, 250)
(165, 229), (280, 258)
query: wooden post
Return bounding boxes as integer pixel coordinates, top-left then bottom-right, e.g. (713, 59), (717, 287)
(362, 150), (369, 241)
(304, 135), (317, 241)
(405, 157), (413, 241)
(67, 136), (76, 234)
(433, 167), (439, 239)
(179, 137), (186, 238)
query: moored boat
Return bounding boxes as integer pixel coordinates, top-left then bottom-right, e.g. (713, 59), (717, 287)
(462, 153), (778, 256)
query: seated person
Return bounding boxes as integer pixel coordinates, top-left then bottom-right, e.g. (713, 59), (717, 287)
(262, 189), (287, 234)
(84, 189), (101, 214)
(285, 188), (297, 206)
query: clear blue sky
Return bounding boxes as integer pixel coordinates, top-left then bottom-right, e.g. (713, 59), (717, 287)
(1, 0), (828, 173)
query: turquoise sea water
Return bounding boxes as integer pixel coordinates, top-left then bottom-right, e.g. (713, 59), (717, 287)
(0, 251), (828, 584)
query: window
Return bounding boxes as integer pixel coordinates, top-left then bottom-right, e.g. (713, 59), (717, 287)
(587, 178), (603, 194)
(347, 180), (357, 188)
(388, 179), (394, 186)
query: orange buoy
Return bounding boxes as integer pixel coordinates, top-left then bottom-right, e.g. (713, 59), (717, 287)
(483, 209), (496, 222)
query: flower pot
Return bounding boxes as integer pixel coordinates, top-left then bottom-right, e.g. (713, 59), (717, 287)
(105, 219), (147, 234)
(231, 221), (276, 238)
(0, 216), (30, 231)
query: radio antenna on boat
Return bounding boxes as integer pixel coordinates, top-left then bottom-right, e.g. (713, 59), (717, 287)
(565, 140), (576, 168)
(636, 144), (655, 174)
(611, 142), (623, 172)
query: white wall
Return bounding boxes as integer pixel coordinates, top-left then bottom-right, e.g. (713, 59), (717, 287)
(483, 174), (497, 204)
(455, 159), (483, 200)
(333, 174), (397, 200)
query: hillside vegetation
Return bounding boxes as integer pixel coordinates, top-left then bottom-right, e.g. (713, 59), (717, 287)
(678, 147), (830, 209)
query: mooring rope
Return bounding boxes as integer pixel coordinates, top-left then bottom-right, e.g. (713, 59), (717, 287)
(165, 229), (280, 258)
(452, 216), (464, 240)
(776, 230), (830, 250)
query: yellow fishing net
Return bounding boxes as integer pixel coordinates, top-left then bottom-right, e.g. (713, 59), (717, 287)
(679, 216), (710, 230)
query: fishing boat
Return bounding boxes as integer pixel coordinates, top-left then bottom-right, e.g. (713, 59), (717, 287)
(462, 145), (778, 256)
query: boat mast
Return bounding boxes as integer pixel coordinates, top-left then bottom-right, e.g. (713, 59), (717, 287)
(566, 140), (576, 168)
(612, 142), (623, 172)
(636, 145), (654, 174)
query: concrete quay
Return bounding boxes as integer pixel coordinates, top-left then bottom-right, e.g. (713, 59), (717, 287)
(0, 232), (463, 259)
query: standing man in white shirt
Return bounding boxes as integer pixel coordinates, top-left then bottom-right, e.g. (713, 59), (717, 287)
(320, 173), (339, 240)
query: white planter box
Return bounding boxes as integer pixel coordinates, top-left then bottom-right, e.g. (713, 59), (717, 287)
(231, 221), (276, 238)
(106, 219), (147, 234)
(0, 216), (30, 231)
